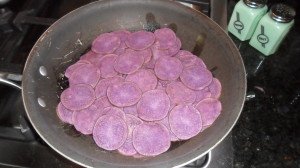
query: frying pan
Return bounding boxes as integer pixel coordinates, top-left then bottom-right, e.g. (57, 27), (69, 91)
(0, 0), (246, 167)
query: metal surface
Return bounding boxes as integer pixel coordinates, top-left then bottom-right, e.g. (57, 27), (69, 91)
(20, 0), (246, 167)
(269, 4), (296, 23)
(0, 139), (80, 168)
(200, 152), (211, 168)
(0, 0), (9, 5)
(14, 10), (56, 31)
(243, 0), (267, 8)
(210, 0), (227, 30)
(0, 76), (22, 90)
(208, 134), (233, 168)
(0, 0), (50, 74)
(177, 0), (209, 15)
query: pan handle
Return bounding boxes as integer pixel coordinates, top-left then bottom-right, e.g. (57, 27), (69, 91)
(0, 75), (22, 90)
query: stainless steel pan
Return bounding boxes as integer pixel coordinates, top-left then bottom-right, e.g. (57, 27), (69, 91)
(0, 0), (246, 167)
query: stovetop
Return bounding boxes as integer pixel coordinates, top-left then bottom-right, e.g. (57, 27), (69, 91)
(0, 0), (299, 168)
(228, 0), (300, 167)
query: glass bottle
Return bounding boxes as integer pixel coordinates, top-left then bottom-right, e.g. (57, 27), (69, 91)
(249, 4), (296, 56)
(228, 0), (268, 41)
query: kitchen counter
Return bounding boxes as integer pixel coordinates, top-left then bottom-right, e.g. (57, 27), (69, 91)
(228, 0), (300, 167)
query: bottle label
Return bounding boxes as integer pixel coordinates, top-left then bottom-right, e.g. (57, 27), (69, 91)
(257, 25), (269, 48)
(233, 12), (244, 34)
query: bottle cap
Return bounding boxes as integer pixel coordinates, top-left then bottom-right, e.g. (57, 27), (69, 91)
(243, 0), (267, 8)
(269, 4), (296, 23)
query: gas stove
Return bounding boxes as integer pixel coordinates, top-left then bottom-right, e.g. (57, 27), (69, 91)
(0, 0), (299, 168)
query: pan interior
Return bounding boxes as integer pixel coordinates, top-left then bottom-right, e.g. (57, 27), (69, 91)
(22, 0), (246, 167)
